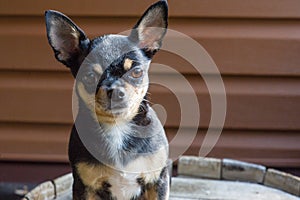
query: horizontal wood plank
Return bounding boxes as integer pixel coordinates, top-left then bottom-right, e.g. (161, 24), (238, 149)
(0, 161), (71, 182)
(0, 123), (70, 162)
(168, 129), (300, 167)
(0, 71), (74, 124)
(1, 0), (300, 18)
(1, 18), (300, 76)
(0, 71), (299, 130)
(1, 123), (299, 167)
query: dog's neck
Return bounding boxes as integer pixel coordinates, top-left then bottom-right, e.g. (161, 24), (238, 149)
(74, 99), (154, 166)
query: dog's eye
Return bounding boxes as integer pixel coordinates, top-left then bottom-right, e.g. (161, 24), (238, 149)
(131, 68), (143, 78)
(83, 72), (97, 85)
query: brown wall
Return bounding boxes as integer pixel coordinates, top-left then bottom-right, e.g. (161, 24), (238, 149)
(0, 0), (300, 181)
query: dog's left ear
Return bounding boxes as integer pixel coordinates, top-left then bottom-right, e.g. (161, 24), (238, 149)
(129, 0), (168, 58)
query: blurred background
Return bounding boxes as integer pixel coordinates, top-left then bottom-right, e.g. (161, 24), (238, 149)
(0, 0), (300, 187)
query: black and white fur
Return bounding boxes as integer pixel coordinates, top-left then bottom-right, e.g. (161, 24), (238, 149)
(45, 1), (169, 199)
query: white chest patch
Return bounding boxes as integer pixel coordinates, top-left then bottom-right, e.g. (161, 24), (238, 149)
(109, 147), (167, 199)
(108, 171), (141, 200)
(102, 124), (130, 161)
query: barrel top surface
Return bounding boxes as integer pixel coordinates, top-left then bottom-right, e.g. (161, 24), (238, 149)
(170, 177), (300, 200)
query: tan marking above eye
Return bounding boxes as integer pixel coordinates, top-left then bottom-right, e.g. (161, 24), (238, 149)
(124, 58), (133, 70)
(93, 64), (103, 74)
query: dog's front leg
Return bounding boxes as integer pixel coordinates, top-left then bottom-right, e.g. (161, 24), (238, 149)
(139, 167), (169, 200)
(72, 172), (88, 200)
(157, 167), (170, 200)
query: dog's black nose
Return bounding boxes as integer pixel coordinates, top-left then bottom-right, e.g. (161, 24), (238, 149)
(117, 89), (125, 99)
(107, 88), (125, 101)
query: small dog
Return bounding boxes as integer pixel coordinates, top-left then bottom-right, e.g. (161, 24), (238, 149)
(45, 1), (169, 199)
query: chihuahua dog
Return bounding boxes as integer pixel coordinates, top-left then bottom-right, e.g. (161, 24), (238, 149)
(45, 0), (169, 199)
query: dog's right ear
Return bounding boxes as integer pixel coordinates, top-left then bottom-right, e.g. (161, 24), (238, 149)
(45, 10), (90, 75)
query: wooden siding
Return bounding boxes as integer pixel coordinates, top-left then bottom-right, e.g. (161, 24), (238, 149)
(1, 0), (300, 18)
(0, 0), (299, 172)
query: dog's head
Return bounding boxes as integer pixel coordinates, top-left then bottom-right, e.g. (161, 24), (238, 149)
(45, 1), (168, 124)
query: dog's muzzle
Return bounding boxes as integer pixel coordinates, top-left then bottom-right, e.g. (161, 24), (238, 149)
(98, 82), (128, 112)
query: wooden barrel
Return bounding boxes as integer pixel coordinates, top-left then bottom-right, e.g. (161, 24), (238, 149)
(22, 156), (300, 200)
